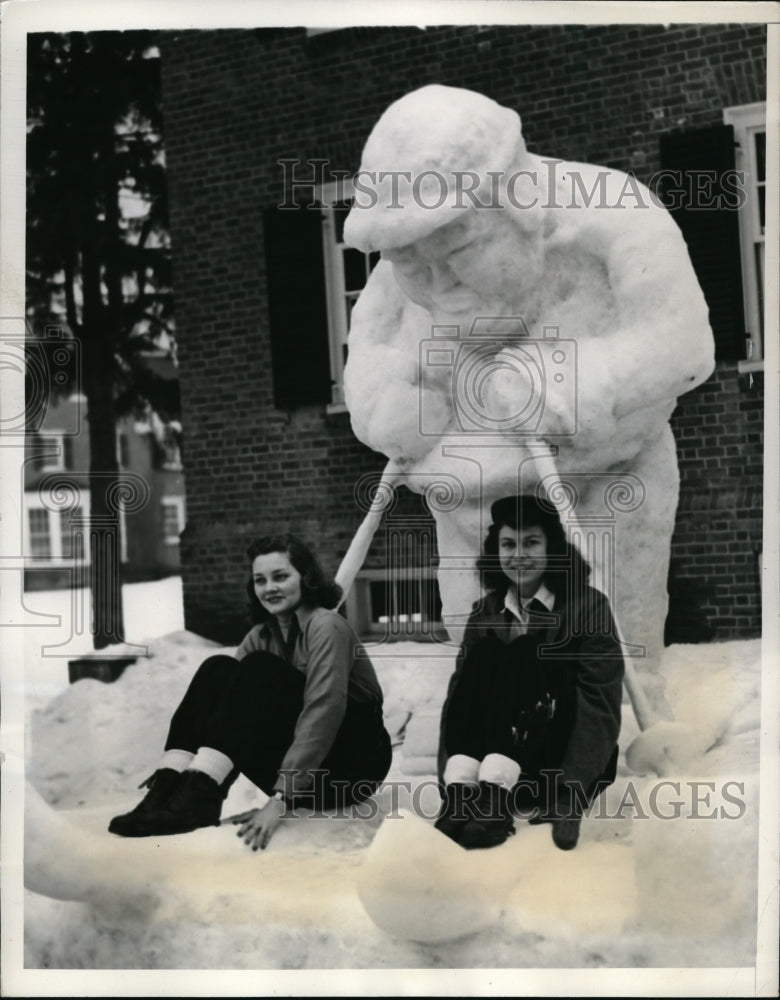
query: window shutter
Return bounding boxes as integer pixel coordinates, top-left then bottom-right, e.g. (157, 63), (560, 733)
(659, 125), (745, 362)
(262, 206), (332, 408)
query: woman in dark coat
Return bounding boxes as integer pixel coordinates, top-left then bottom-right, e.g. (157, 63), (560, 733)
(436, 495), (624, 851)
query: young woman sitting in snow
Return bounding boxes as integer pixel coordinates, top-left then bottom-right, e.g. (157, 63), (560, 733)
(109, 534), (393, 849)
(436, 494), (624, 852)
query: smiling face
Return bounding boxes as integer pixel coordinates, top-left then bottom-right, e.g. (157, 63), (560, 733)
(498, 523), (548, 599)
(251, 551), (303, 619)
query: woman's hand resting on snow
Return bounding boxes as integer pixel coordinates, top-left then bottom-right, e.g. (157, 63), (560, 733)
(230, 797), (287, 851)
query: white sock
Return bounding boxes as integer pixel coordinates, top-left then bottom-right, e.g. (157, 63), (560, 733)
(188, 747), (234, 785)
(159, 749), (195, 773)
(443, 754), (481, 786)
(479, 753), (521, 791)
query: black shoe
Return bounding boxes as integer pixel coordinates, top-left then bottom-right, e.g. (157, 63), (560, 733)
(118, 770), (225, 837)
(434, 782), (480, 845)
(552, 818), (581, 851)
(459, 782), (516, 850)
(108, 768), (183, 836)
(528, 787), (577, 826)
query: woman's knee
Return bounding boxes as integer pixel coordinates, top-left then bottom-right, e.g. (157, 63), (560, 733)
(185, 654), (240, 691)
(197, 653), (240, 674)
(233, 650), (304, 696)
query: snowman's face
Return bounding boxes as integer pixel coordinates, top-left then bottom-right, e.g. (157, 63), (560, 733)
(382, 209), (538, 317)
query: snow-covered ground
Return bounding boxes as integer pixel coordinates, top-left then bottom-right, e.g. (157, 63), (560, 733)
(18, 578), (766, 977)
(22, 576), (185, 708)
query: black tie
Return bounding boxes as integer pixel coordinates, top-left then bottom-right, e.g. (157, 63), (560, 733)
(526, 598), (548, 621)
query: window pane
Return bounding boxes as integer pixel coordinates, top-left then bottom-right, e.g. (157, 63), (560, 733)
(60, 509), (72, 558)
(758, 185), (765, 232)
(343, 247), (369, 292)
(59, 507), (84, 559)
(39, 435), (64, 469)
(395, 576), (422, 620)
(334, 202), (350, 244)
(345, 293), (359, 320)
(754, 131), (765, 183)
(162, 501), (182, 542)
(422, 575), (443, 625)
(29, 509), (51, 559)
(368, 251), (381, 273)
(369, 579), (391, 624)
(755, 242), (764, 332)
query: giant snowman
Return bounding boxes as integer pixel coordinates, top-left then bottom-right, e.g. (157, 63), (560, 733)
(342, 85), (714, 717)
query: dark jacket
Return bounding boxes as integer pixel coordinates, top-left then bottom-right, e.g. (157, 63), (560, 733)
(437, 585), (625, 792)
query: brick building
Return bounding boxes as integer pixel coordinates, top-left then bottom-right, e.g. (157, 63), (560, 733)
(158, 23), (766, 644)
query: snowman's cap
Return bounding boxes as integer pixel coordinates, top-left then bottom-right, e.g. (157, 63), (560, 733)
(344, 85), (524, 253)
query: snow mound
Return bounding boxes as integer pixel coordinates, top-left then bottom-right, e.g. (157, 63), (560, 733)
(25, 636), (761, 969)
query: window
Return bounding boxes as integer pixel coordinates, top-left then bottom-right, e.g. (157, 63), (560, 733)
(158, 425), (183, 470)
(28, 508), (51, 559)
(25, 494), (89, 563)
(724, 103), (766, 369)
(161, 496), (185, 545)
(118, 433), (130, 468)
(39, 431), (66, 471)
(59, 507), (85, 560)
(319, 180), (380, 409)
(343, 568), (443, 638)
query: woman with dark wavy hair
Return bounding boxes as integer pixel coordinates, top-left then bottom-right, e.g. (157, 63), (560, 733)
(109, 533), (392, 849)
(436, 495), (624, 852)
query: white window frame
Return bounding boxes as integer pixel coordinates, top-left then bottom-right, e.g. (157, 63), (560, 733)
(39, 430), (66, 472)
(116, 429), (129, 468)
(24, 488), (130, 566)
(161, 495), (185, 545)
(24, 490), (91, 565)
(319, 178), (379, 413)
(27, 506), (53, 560)
(724, 102), (766, 372)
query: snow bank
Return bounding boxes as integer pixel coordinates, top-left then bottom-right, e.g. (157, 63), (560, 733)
(25, 633), (761, 970)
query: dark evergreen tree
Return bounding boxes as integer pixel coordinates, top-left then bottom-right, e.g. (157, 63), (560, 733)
(26, 31), (176, 648)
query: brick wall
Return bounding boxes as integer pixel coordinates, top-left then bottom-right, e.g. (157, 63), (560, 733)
(159, 23), (766, 643)
(668, 364), (764, 640)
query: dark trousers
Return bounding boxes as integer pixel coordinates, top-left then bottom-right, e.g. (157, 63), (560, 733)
(165, 651), (393, 809)
(443, 633), (616, 812)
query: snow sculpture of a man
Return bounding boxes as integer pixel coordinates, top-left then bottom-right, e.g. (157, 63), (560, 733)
(343, 85), (714, 715)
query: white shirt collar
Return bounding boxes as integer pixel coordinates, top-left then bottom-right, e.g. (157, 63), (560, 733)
(504, 582), (555, 620)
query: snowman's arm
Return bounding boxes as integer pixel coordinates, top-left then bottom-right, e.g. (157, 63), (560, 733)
(581, 205), (715, 421)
